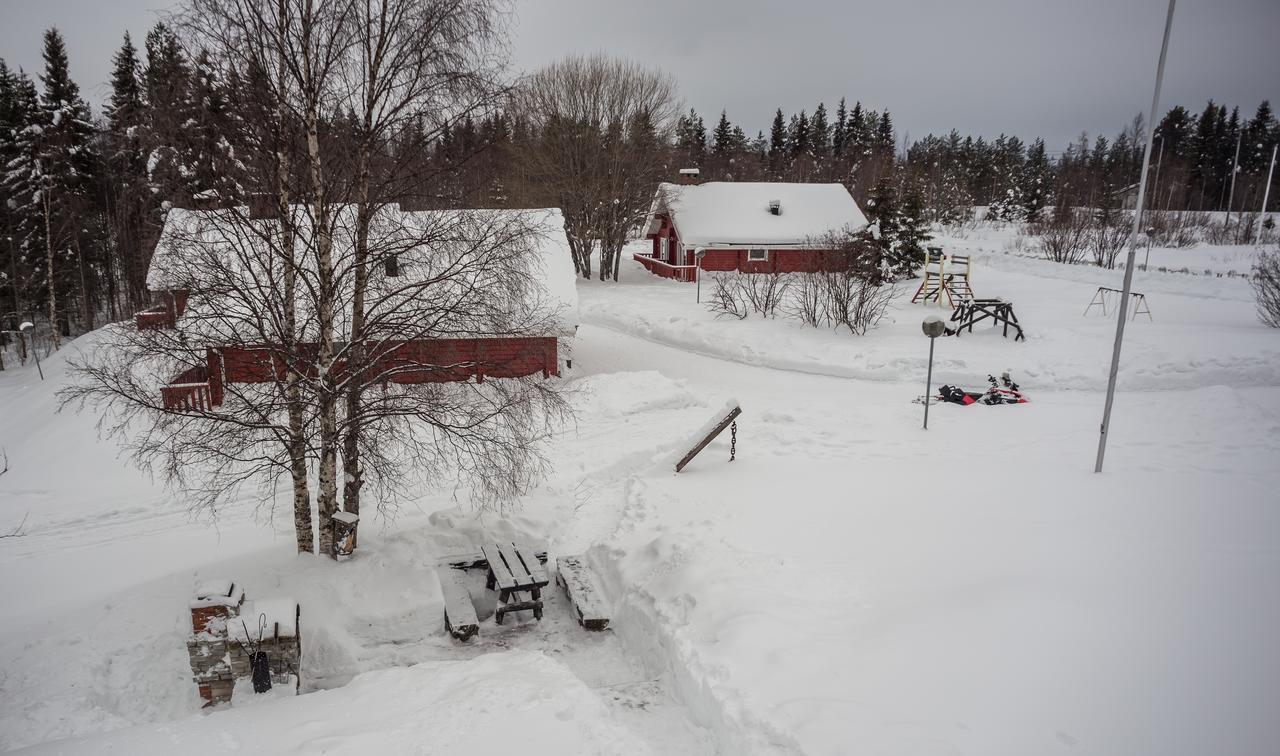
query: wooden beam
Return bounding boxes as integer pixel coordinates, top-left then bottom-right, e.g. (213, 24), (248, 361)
(675, 405), (742, 473)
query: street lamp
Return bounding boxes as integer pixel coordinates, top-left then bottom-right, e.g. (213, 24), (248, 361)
(19, 321), (43, 381)
(921, 315), (946, 429)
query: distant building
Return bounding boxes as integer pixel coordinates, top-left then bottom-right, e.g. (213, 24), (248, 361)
(637, 174), (869, 281)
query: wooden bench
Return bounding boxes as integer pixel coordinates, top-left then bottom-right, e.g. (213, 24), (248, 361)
(950, 298), (1026, 341)
(481, 543), (550, 625)
(556, 556), (610, 631)
(435, 566), (479, 641)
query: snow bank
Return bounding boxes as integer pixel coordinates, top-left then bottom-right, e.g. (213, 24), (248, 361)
(592, 237), (1280, 392)
(15, 651), (652, 755)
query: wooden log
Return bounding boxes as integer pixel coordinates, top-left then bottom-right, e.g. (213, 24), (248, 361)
(557, 555), (610, 631)
(675, 405), (742, 473)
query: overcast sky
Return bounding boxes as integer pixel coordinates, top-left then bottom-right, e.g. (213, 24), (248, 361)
(2, 0), (1277, 150)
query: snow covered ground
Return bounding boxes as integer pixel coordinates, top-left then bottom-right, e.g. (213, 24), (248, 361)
(2, 225), (1278, 755)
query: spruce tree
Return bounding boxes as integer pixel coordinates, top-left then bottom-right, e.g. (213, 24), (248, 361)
(1021, 138), (1052, 220)
(105, 33), (150, 309)
(876, 111), (894, 157)
(768, 108), (787, 176)
(712, 110), (734, 157)
(790, 110), (809, 158)
(833, 98), (847, 157)
(810, 102), (830, 160)
(846, 101), (865, 156)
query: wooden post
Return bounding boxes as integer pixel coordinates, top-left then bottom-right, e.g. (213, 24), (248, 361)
(675, 405), (742, 473)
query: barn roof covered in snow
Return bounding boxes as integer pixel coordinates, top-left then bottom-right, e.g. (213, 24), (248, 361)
(647, 181), (869, 248)
(145, 205), (578, 341)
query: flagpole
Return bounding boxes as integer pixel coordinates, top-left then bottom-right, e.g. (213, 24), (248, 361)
(1095, 0), (1176, 473)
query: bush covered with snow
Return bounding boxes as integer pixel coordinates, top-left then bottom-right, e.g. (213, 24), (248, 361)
(1252, 248), (1280, 327)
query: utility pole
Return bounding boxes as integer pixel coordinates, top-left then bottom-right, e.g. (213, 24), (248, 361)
(1259, 144), (1277, 245)
(1096, 0), (1175, 474)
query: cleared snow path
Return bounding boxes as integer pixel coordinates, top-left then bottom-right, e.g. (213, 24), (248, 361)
(565, 312), (1280, 756)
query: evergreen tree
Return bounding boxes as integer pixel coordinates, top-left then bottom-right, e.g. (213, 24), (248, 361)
(104, 33), (150, 308)
(1021, 138), (1052, 220)
(832, 98), (847, 157)
(675, 107), (707, 165)
(846, 101), (866, 156)
(768, 108), (787, 176)
(790, 110), (809, 158)
(876, 111), (894, 156)
(5, 29), (99, 344)
(711, 110), (734, 157)
(862, 176), (928, 280)
(809, 102), (830, 159)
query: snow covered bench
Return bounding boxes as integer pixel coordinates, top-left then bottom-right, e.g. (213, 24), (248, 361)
(556, 555), (610, 631)
(436, 566), (479, 641)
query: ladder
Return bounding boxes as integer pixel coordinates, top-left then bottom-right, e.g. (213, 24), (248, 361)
(943, 254), (975, 303)
(911, 247), (949, 305)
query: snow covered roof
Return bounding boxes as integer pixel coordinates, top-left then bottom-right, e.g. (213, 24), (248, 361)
(190, 580), (244, 610)
(146, 205), (579, 341)
(649, 181), (869, 248)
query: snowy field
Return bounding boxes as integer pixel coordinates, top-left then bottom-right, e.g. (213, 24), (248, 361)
(2, 226), (1278, 755)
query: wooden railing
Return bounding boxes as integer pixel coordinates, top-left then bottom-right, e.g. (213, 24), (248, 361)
(633, 253), (698, 283)
(161, 366), (213, 411)
(136, 306), (173, 330)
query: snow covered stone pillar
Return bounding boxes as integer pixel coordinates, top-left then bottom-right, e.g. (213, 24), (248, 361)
(187, 580), (245, 707)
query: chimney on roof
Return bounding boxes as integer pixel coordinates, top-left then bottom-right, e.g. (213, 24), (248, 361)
(768, 199), (782, 216)
(678, 167), (701, 185)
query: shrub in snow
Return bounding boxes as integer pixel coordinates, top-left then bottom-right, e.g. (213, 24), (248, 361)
(1252, 249), (1280, 328)
(1031, 206), (1090, 265)
(706, 274), (749, 320)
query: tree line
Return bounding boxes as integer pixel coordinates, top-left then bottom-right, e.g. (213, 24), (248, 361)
(3, 22), (1278, 343)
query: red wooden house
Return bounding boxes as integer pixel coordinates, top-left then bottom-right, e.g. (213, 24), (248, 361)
(637, 176), (869, 282)
(136, 204), (578, 411)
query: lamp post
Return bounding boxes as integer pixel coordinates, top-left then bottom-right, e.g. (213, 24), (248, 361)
(921, 315), (946, 429)
(695, 249), (705, 303)
(19, 321), (43, 381)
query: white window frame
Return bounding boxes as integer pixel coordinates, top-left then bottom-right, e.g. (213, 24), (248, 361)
(747, 248), (769, 262)
(659, 237), (669, 260)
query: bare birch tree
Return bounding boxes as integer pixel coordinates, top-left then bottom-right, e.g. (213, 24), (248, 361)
(335, 0), (509, 536)
(515, 55), (678, 280)
(66, 0), (569, 558)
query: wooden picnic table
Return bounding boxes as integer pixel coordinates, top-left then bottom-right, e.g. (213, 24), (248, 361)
(481, 542), (550, 624)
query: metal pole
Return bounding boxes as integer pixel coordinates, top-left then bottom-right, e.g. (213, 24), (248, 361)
(923, 336), (936, 430)
(1259, 144), (1277, 245)
(1096, 0), (1175, 473)
(696, 256), (702, 303)
(1151, 135), (1164, 217)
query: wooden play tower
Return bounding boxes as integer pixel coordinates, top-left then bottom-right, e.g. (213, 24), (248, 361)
(911, 247), (974, 306)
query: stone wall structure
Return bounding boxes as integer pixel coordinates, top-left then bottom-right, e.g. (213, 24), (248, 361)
(185, 581), (300, 707)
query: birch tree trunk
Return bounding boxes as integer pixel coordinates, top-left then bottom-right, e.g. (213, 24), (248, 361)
(300, 0), (339, 558)
(42, 192), (61, 351)
(277, 0), (314, 555)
